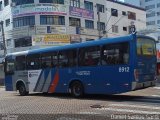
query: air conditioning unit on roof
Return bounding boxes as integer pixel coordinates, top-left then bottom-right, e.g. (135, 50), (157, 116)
(10, 2), (16, 7)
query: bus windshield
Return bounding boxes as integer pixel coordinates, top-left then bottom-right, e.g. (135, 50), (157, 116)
(137, 38), (156, 56)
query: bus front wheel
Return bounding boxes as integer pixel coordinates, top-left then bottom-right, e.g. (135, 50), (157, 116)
(18, 84), (28, 96)
(71, 81), (84, 98)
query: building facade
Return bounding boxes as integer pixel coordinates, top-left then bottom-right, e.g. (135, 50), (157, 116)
(125, 0), (160, 41)
(124, 0), (142, 7)
(125, 0), (160, 30)
(106, 0), (146, 37)
(0, 0), (146, 59)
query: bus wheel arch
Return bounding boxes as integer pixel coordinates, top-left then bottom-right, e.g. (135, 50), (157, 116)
(69, 80), (84, 98)
(16, 81), (28, 96)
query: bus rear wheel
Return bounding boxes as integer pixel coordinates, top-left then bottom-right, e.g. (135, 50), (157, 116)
(71, 81), (84, 98)
(18, 84), (28, 96)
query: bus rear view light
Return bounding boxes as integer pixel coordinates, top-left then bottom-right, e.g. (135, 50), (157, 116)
(134, 69), (139, 81)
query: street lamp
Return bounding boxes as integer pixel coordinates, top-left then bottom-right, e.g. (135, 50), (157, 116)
(0, 21), (7, 56)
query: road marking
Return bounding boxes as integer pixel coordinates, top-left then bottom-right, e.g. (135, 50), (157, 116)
(153, 87), (160, 89)
(79, 112), (101, 115)
(109, 104), (160, 110)
(57, 117), (83, 120)
(152, 95), (160, 97)
(97, 108), (160, 114)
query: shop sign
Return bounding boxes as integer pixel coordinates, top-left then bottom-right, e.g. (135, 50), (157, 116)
(12, 4), (67, 17)
(69, 6), (94, 19)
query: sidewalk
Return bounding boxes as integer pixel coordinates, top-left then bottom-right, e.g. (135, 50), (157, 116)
(157, 75), (160, 83)
(0, 86), (4, 88)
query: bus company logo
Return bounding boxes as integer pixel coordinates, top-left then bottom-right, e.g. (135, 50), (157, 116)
(76, 71), (91, 76)
(28, 72), (39, 78)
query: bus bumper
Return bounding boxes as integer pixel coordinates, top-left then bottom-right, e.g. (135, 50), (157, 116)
(132, 80), (156, 90)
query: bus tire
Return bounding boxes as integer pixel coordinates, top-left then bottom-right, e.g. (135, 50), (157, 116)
(71, 81), (84, 98)
(18, 84), (28, 96)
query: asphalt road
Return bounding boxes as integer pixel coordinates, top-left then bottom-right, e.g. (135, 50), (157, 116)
(0, 84), (160, 120)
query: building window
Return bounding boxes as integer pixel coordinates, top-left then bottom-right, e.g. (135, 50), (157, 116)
(146, 11), (155, 18)
(12, 0), (34, 5)
(6, 39), (11, 47)
(157, 20), (160, 24)
(69, 17), (81, 27)
(39, 0), (64, 4)
(96, 4), (104, 13)
(123, 27), (127, 31)
(145, 4), (155, 10)
(70, 0), (80, 8)
(145, 0), (153, 2)
(84, 1), (93, 10)
(128, 11), (136, 20)
(157, 11), (160, 16)
(5, 19), (10, 27)
(97, 22), (105, 31)
(112, 25), (118, 33)
(111, 8), (118, 17)
(40, 15), (65, 25)
(14, 37), (32, 48)
(13, 16), (35, 28)
(146, 21), (155, 25)
(0, 41), (4, 50)
(85, 20), (94, 29)
(4, 0), (9, 6)
(157, 3), (160, 8)
(0, 1), (2, 11)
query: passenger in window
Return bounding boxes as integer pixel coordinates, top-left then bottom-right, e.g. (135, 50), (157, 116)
(42, 62), (47, 69)
(106, 56), (112, 64)
(86, 55), (95, 66)
(123, 53), (129, 64)
(101, 56), (107, 65)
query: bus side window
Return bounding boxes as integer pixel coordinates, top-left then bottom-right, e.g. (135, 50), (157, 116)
(5, 58), (15, 74)
(79, 46), (100, 66)
(41, 53), (52, 69)
(15, 56), (26, 71)
(26, 54), (40, 70)
(67, 50), (77, 67)
(58, 49), (77, 68)
(58, 51), (68, 67)
(52, 52), (58, 67)
(102, 42), (129, 65)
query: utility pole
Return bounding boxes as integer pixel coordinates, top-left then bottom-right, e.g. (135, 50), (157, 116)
(97, 11), (101, 39)
(0, 21), (7, 56)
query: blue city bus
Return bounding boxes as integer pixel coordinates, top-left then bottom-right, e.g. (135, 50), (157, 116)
(4, 33), (157, 97)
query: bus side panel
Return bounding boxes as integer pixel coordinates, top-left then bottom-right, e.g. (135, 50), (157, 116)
(13, 71), (29, 91)
(52, 68), (78, 93)
(5, 75), (13, 91)
(41, 68), (53, 93)
(75, 66), (132, 95)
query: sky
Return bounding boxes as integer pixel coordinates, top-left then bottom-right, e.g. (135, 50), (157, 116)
(119, 0), (124, 2)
